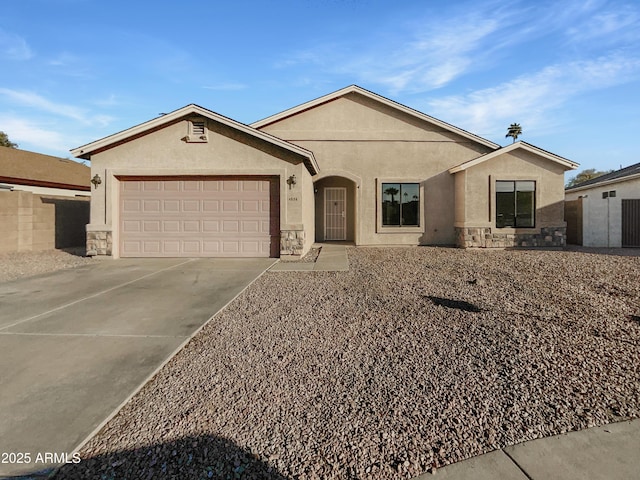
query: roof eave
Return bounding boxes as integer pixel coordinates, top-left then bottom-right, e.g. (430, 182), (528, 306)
(71, 104), (319, 176)
(252, 85), (500, 150)
(566, 172), (640, 193)
(449, 142), (579, 174)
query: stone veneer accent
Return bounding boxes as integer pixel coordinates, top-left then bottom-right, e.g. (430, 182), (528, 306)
(280, 229), (305, 256)
(455, 226), (566, 248)
(86, 230), (112, 256)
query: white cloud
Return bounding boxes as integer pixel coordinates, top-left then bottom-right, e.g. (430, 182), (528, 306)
(0, 30), (33, 60)
(566, 5), (640, 43)
(0, 88), (114, 126)
(278, 3), (535, 93)
(426, 53), (640, 138)
(0, 116), (73, 154)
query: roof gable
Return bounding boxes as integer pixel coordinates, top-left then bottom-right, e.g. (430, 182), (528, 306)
(565, 161), (640, 191)
(448, 141), (579, 173)
(71, 104), (319, 175)
(251, 85), (500, 149)
(0, 146), (90, 190)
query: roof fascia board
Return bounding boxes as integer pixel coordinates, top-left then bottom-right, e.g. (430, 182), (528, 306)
(251, 85), (500, 149)
(449, 142), (579, 173)
(565, 172), (640, 193)
(71, 105), (319, 175)
(0, 176), (90, 191)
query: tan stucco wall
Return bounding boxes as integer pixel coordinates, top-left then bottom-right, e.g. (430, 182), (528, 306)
(87, 118), (313, 257)
(455, 149), (567, 230)
(260, 93), (493, 245)
(565, 177), (640, 247)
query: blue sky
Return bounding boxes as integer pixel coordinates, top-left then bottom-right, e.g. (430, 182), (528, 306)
(1, 0), (639, 177)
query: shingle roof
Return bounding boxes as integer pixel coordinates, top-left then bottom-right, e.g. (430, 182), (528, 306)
(565, 162), (640, 191)
(0, 146), (90, 191)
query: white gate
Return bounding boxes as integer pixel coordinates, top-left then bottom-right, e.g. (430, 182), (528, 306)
(324, 187), (346, 241)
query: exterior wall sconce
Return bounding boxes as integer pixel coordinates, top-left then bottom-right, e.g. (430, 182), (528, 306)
(287, 174), (297, 189)
(91, 174), (102, 189)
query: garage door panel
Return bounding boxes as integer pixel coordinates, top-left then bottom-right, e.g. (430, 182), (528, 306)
(223, 181), (239, 192)
(202, 181), (220, 192)
(183, 181), (201, 191)
(163, 200), (180, 212)
(202, 220), (220, 232)
(222, 200), (239, 212)
(202, 241), (220, 253)
(143, 200), (161, 212)
(183, 200), (200, 212)
(183, 220), (200, 232)
(143, 181), (162, 192)
(143, 221), (161, 233)
(242, 220), (259, 233)
(122, 220), (141, 233)
(203, 200), (220, 212)
(163, 220), (180, 233)
(241, 181), (260, 192)
(120, 178), (276, 257)
(122, 199), (141, 213)
(183, 240), (201, 253)
(222, 220), (239, 233)
(163, 181), (180, 192)
(121, 240), (141, 254)
(141, 240), (161, 253)
(163, 241), (181, 254)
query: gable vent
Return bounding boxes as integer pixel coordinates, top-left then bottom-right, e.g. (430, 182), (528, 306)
(192, 121), (205, 136)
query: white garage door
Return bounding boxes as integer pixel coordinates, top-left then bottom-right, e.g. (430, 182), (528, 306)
(119, 177), (276, 257)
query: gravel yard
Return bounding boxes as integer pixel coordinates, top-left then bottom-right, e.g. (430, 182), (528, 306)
(53, 247), (640, 479)
(0, 248), (92, 283)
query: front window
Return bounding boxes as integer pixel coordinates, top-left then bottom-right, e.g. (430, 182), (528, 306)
(496, 180), (535, 228)
(382, 183), (419, 226)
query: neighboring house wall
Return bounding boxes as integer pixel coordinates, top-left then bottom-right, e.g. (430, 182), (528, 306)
(86, 118), (313, 258)
(454, 149), (568, 247)
(0, 190), (90, 253)
(565, 177), (640, 247)
(258, 93), (493, 245)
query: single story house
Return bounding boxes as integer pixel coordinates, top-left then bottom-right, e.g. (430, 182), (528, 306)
(71, 85), (578, 259)
(0, 145), (90, 197)
(0, 146), (90, 253)
(565, 162), (640, 247)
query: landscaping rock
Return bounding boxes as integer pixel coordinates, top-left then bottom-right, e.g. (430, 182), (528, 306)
(54, 247), (640, 479)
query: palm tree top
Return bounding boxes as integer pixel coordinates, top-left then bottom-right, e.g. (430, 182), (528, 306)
(505, 123), (522, 143)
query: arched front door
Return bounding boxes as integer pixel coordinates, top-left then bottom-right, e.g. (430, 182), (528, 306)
(314, 176), (356, 242)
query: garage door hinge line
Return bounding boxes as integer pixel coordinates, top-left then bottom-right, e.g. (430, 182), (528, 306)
(0, 259), (195, 332)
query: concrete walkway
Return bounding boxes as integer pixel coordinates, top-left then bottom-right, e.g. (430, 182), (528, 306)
(0, 258), (275, 479)
(269, 243), (350, 272)
(416, 419), (640, 479)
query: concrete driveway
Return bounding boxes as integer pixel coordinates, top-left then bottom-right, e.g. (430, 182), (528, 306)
(0, 257), (275, 478)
